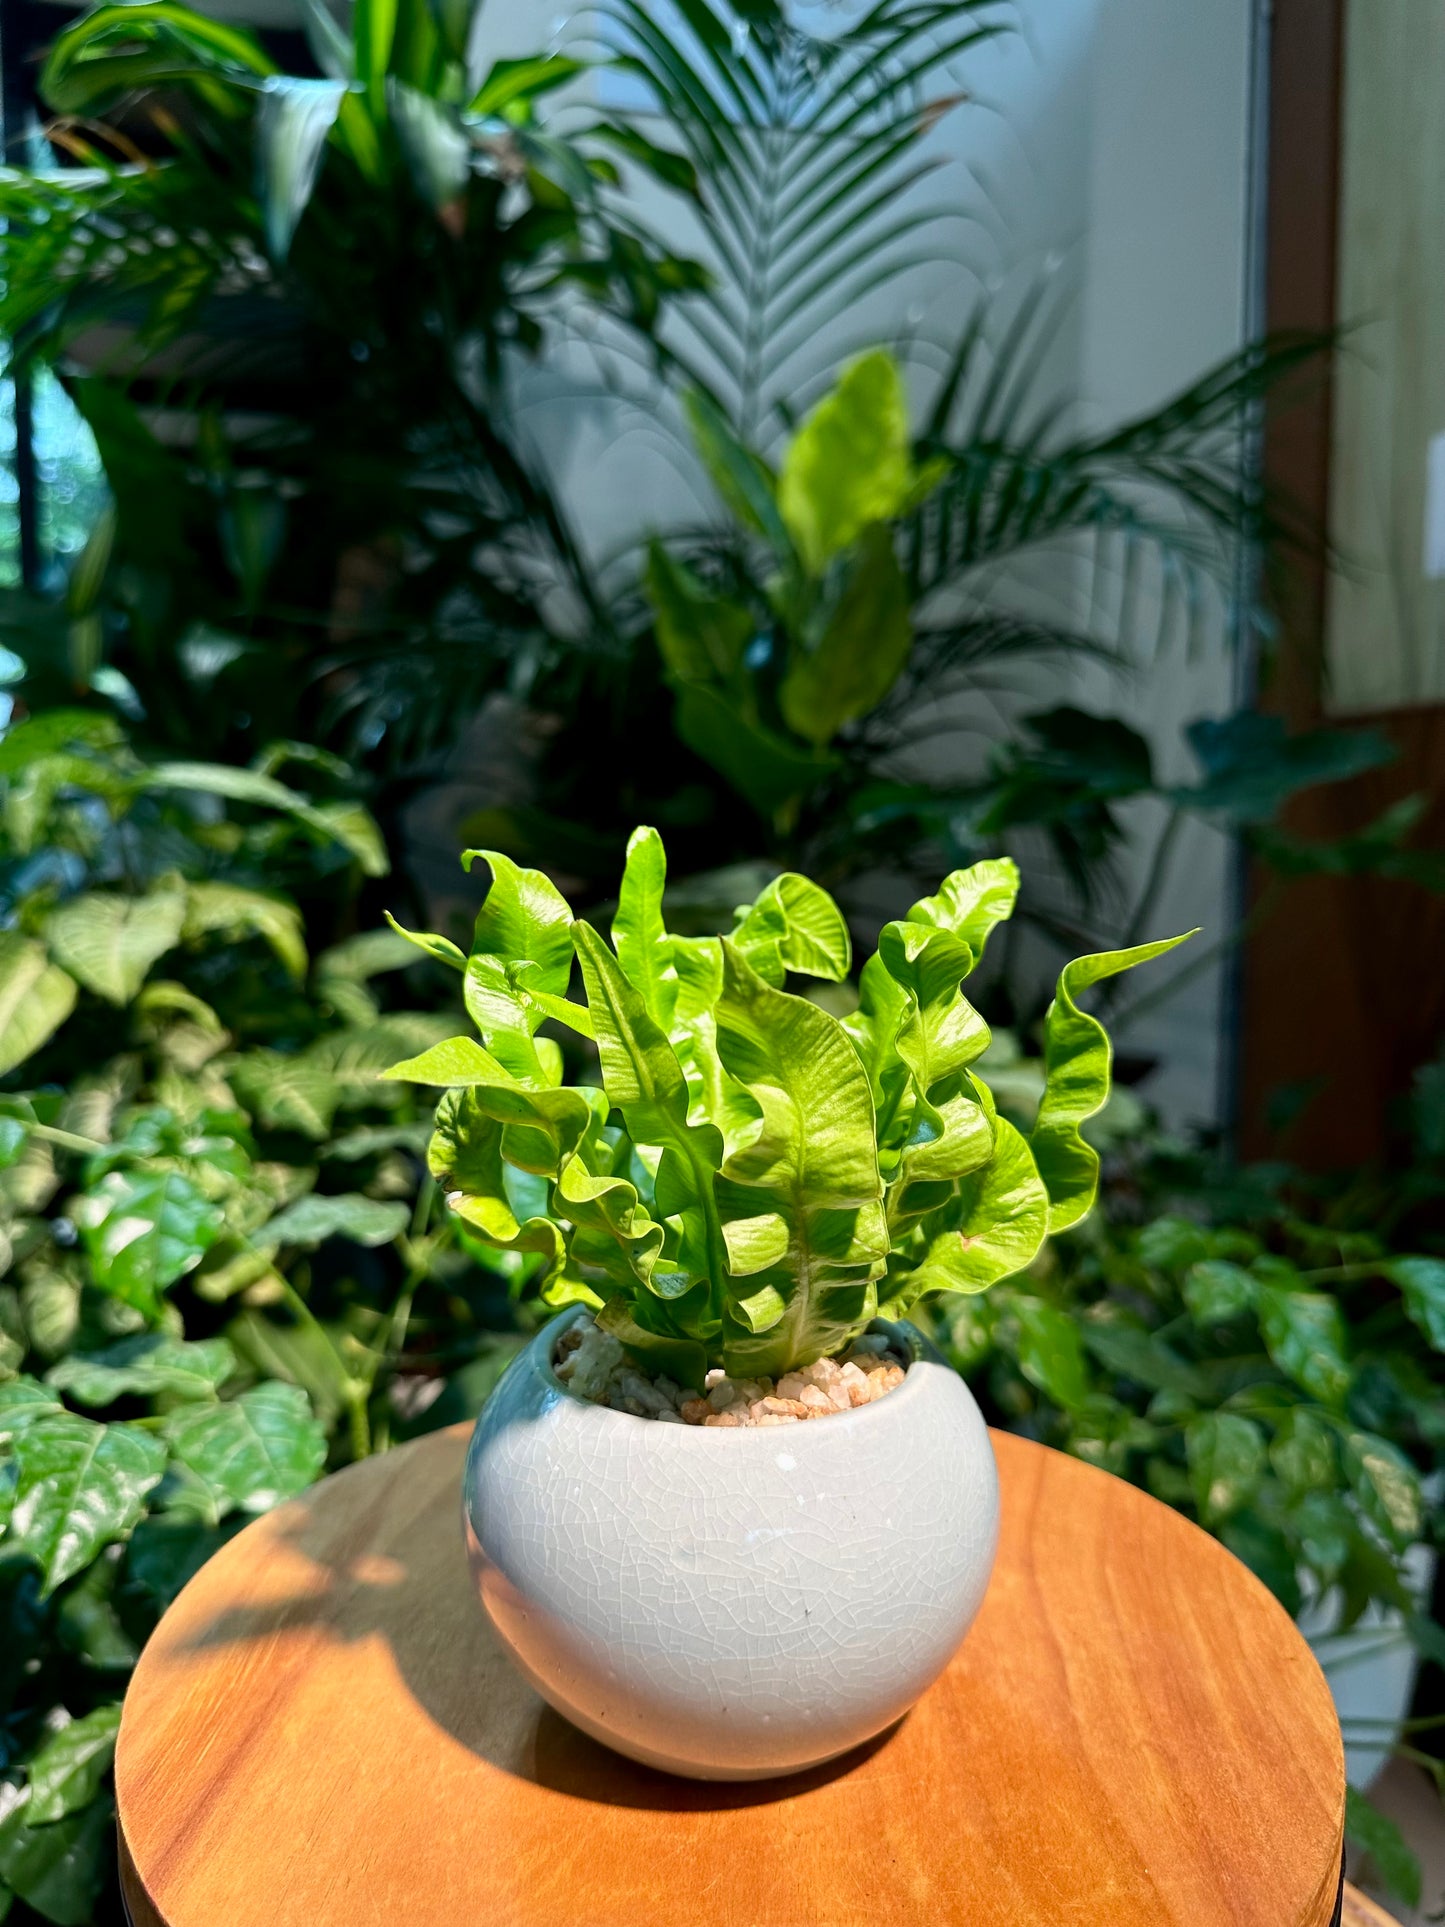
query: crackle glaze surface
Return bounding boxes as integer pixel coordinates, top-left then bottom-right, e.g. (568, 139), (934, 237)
(461, 1307), (1000, 1779)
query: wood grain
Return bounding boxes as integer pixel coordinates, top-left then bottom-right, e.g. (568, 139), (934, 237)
(117, 1426), (1345, 1927)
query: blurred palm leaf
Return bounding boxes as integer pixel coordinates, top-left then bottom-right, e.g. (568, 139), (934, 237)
(596, 0), (1014, 442)
(908, 284), (1324, 628)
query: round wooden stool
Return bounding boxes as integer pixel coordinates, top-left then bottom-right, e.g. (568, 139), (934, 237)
(116, 1425), (1347, 1927)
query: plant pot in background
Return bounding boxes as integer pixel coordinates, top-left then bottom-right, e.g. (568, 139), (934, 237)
(462, 1307), (1000, 1781)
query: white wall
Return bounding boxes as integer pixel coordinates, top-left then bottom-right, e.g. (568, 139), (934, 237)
(514, 0), (1258, 1126)
(1071, 0), (1257, 1126)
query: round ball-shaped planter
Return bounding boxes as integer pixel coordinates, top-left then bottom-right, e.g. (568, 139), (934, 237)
(461, 1305), (1000, 1780)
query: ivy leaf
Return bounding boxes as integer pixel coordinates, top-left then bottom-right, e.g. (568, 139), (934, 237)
(228, 1050), (342, 1139)
(1182, 1259), (1257, 1324)
(182, 880), (307, 980)
(0, 933), (77, 1076)
(1256, 1285), (1351, 1406)
(44, 887), (186, 1005)
(26, 1704), (123, 1823)
(72, 1170), (223, 1318)
(8, 1412), (167, 1592)
(1012, 1296), (1089, 1409)
(778, 349), (912, 572)
(45, 1335), (236, 1408)
(260, 1192), (409, 1248)
(1030, 934), (1195, 1234)
(1185, 1412), (1265, 1525)
(1340, 1428), (1422, 1547)
(1386, 1256), (1445, 1351)
(0, 1377), (65, 1443)
(1344, 1787), (1422, 1910)
(1269, 1408), (1338, 1497)
(162, 1382), (325, 1517)
(0, 1787), (115, 1926)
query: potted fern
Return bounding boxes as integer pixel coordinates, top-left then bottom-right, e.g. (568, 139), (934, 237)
(386, 829), (1186, 1778)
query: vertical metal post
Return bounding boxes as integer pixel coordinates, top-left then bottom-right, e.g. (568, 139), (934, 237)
(0, 0), (43, 588)
(1216, 0), (1276, 1148)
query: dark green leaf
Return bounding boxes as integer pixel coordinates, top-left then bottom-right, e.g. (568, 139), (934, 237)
(260, 1193), (409, 1248)
(1185, 1411), (1265, 1524)
(46, 1335), (235, 1407)
(645, 544), (751, 687)
(779, 523), (911, 745)
(674, 682), (838, 816)
(1340, 1429), (1422, 1547)
(0, 934), (77, 1076)
(1256, 1284), (1351, 1406)
(124, 1514), (243, 1608)
(1012, 1297), (1089, 1409)
(1386, 1256), (1445, 1351)
(1180, 713), (1394, 823)
(1345, 1787), (1422, 1910)
(1220, 1512), (1301, 1616)
(26, 1705), (122, 1824)
(0, 1788), (115, 1927)
(73, 1170), (223, 1318)
(1182, 1259), (1257, 1324)
(1269, 1408), (1337, 1497)
(162, 1382), (325, 1516)
(8, 1413), (167, 1592)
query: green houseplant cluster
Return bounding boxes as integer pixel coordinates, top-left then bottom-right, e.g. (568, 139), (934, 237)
(937, 1094), (1445, 1907)
(386, 827), (1187, 1384)
(0, 711), (531, 1923)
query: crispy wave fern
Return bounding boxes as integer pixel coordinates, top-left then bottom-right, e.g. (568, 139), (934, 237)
(385, 831), (1190, 1387)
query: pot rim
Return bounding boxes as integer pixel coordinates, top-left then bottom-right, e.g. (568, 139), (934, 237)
(537, 1302), (938, 1441)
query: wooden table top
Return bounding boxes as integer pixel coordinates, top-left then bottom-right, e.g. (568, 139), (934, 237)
(117, 1423), (1346, 1927)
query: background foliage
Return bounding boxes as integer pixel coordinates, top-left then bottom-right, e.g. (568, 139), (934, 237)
(0, 0), (1442, 1917)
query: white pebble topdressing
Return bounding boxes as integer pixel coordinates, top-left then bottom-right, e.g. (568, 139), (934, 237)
(553, 1315), (907, 1425)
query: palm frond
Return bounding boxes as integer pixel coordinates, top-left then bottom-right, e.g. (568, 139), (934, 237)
(904, 281), (1327, 657)
(590, 0), (1015, 443)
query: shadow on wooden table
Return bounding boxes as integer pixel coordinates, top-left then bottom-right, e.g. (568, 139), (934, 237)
(168, 1436), (902, 1815)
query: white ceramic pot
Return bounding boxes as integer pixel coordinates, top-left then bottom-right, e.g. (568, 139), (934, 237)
(462, 1305), (1000, 1780)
